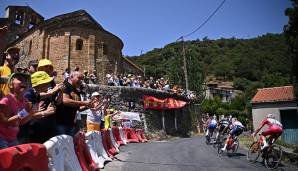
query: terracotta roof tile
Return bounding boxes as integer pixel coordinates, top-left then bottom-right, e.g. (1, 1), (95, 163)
(251, 86), (295, 103)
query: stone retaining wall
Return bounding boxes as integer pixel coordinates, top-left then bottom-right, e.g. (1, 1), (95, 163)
(87, 85), (199, 136)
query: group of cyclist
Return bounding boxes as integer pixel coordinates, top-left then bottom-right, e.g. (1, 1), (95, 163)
(202, 112), (283, 152)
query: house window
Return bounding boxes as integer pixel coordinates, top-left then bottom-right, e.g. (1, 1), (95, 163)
(76, 39), (83, 50)
(15, 11), (24, 25)
(29, 15), (37, 29)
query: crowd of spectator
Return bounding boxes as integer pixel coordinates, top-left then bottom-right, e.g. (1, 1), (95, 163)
(104, 73), (196, 99)
(0, 25), (195, 150)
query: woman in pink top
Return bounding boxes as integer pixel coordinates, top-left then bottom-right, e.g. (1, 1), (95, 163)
(0, 73), (36, 149)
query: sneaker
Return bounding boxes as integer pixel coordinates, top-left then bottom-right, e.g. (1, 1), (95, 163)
(221, 147), (226, 151)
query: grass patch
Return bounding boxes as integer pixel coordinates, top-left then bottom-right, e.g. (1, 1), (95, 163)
(238, 134), (254, 150)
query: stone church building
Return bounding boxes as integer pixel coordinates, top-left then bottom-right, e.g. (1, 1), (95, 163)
(0, 6), (143, 83)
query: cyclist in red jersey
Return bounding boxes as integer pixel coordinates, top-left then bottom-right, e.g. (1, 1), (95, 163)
(252, 114), (283, 150)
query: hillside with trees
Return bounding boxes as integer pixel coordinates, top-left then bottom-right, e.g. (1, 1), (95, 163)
(128, 33), (292, 123)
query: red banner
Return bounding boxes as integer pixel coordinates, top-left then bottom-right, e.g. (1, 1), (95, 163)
(143, 95), (187, 110)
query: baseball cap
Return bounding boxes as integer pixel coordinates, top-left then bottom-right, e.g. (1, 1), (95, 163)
(8, 72), (30, 83)
(37, 59), (53, 69)
(4, 46), (20, 54)
(31, 71), (53, 87)
(91, 92), (100, 97)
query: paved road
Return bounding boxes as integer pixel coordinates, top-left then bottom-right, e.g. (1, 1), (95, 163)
(103, 136), (297, 171)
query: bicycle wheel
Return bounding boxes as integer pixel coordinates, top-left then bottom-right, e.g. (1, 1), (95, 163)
(231, 139), (239, 154)
(247, 142), (261, 162)
(264, 145), (283, 170)
(217, 143), (224, 155)
(213, 135), (221, 148)
(205, 135), (210, 145)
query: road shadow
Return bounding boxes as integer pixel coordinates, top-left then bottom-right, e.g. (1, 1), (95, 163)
(219, 152), (246, 159)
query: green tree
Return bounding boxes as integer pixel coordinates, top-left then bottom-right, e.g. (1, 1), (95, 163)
(284, 0), (298, 98)
(261, 73), (290, 87)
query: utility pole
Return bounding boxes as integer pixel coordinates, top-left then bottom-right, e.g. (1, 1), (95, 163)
(143, 66), (146, 77)
(181, 36), (189, 90)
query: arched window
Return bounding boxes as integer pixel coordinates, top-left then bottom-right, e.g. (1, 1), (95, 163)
(76, 39), (83, 50)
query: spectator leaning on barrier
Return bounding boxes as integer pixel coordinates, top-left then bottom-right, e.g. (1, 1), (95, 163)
(19, 71), (61, 144)
(0, 46), (20, 97)
(55, 71), (91, 136)
(0, 73), (38, 149)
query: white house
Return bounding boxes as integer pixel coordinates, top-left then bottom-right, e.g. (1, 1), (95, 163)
(251, 86), (298, 144)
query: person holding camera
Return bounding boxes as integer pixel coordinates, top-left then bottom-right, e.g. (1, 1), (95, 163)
(86, 92), (104, 131)
(55, 71), (91, 136)
(18, 71), (62, 143)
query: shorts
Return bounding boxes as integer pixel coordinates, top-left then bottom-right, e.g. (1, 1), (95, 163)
(230, 126), (243, 137)
(86, 121), (100, 132)
(219, 125), (228, 133)
(262, 125), (283, 140)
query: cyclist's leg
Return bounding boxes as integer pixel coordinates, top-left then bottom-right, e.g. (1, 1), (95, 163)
(269, 127), (283, 145)
(261, 129), (272, 150)
(216, 125), (224, 139)
(210, 128), (214, 137)
(221, 128), (234, 151)
(206, 128), (209, 136)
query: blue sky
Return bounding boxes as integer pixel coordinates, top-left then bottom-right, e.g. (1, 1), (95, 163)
(0, 0), (292, 56)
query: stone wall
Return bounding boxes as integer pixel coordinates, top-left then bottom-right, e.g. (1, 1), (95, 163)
(87, 85), (199, 136)
(0, 6), (44, 64)
(3, 8), (143, 84)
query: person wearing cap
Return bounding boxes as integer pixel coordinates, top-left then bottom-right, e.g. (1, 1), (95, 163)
(86, 92), (104, 131)
(252, 114), (283, 150)
(55, 71), (91, 136)
(18, 71), (60, 143)
(0, 46), (20, 97)
(37, 59), (64, 102)
(0, 73), (38, 149)
(37, 59), (53, 76)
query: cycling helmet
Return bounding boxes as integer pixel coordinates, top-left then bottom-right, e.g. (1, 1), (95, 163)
(267, 114), (275, 119)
